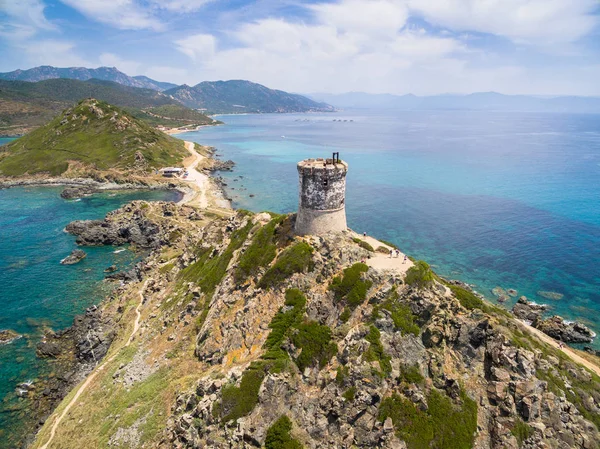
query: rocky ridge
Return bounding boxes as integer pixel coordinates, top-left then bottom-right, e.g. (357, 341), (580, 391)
(30, 204), (600, 449)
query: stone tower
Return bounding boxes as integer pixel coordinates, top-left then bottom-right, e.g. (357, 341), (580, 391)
(295, 153), (348, 236)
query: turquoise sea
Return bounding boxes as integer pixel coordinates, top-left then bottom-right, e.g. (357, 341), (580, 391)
(181, 109), (600, 348)
(0, 182), (180, 447)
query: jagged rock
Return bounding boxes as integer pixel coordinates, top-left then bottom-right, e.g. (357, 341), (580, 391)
(60, 186), (97, 199)
(60, 249), (87, 265)
(512, 297), (547, 322)
(534, 316), (595, 343)
(0, 329), (22, 345)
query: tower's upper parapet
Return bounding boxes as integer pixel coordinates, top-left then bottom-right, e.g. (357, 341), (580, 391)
(295, 154), (348, 235)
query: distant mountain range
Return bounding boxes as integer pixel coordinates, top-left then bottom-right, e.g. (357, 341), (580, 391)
(0, 66), (177, 92)
(310, 92), (600, 113)
(165, 80), (335, 114)
(0, 65), (335, 121)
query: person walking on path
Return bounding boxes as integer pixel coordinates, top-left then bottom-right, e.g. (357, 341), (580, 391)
(403, 255), (407, 264)
(389, 249), (393, 258)
(363, 231), (367, 238)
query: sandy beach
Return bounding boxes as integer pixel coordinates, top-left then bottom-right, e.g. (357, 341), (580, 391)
(178, 140), (232, 213)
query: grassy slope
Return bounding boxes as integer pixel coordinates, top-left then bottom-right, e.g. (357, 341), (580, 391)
(0, 79), (216, 135)
(0, 99), (188, 176)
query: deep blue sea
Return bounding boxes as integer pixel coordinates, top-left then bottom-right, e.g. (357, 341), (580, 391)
(0, 181), (179, 446)
(181, 109), (600, 348)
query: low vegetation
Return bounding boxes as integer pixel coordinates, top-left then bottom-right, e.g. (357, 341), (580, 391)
(364, 325), (392, 377)
(378, 388), (477, 449)
(290, 321), (337, 371)
(234, 215), (285, 283)
(265, 415), (303, 449)
(404, 261), (435, 288)
(258, 242), (314, 289)
(511, 418), (533, 446)
(330, 263), (372, 314)
(352, 237), (374, 252)
(0, 99), (188, 176)
(372, 288), (420, 336)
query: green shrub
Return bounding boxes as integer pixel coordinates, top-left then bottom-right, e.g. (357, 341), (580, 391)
(263, 289), (306, 357)
(379, 389), (477, 449)
(447, 284), (486, 311)
(352, 237), (374, 252)
(511, 418), (533, 446)
(400, 365), (424, 384)
(376, 246), (390, 254)
(335, 365), (349, 385)
(291, 321), (337, 371)
(265, 415), (303, 449)
(259, 242), (314, 289)
(214, 362), (267, 422)
(372, 289), (420, 336)
(343, 386), (357, 401)
(339, 307), (351, 323)
(378, 394), (433, 449)
(405, 261), (435, 288)
(234, 216), (284, 283)
(364, 325), (392, 377)
(330, 263), (372, 309)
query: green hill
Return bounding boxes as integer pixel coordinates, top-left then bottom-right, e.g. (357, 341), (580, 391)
(0, 99), (188, 177)
(0, 79), (217, 136)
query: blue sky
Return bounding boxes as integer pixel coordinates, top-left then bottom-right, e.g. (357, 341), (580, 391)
(1, 0), (599, 95)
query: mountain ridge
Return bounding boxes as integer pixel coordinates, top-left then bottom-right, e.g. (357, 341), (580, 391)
(165, 79), (335, 114)
(0, 66), (174, 92)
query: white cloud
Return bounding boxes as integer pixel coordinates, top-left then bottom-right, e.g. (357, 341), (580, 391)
(148, 0), (213, 13)
(0, 0), (56, 40)
(175, 34), (216, 61)
(406, 0), (598, 44)
(20, 39), (91, 67)
(60, 0), (163, 31)
(310, 0), (408, 36)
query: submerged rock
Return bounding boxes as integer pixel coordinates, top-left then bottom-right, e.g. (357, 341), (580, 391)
(60, 249), (87, 265)
(537, 290), (564, 301)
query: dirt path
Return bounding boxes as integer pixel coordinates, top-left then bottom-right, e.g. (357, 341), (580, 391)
(39, 279), (149, 449)
(517, 321), (600, 376)
(354, 232), (414, 274)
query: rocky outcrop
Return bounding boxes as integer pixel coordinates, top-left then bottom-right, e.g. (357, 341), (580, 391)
(60, 249), (87, 265)
(534, 315), (595, 343)
(60, 186), (97, 199)
(206, 159), (235, 172)
(30, 208), (600, 449)
(0, 329), (21, 345)
(65, 201), (186, 248)
(512, 297), (547, 322)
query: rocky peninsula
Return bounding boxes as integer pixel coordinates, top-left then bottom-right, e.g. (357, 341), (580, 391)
(23, 202), (600, 449)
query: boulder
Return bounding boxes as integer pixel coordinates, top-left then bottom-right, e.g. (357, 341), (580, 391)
(60, 249), (87, 265)
(535, 316), (595, 343)
(60, 186), (97, 200)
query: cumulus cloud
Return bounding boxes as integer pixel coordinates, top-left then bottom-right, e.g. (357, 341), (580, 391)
(60, 0), (163, 31)
(21, 39), (91, 67)
(148, 0), (214, 13)
(175, 34), (216, 62)
(0, 0), (56, 40)
(406, 0), (598, 44)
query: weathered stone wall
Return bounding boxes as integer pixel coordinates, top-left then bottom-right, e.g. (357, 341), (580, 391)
(295, 159), (348, 235)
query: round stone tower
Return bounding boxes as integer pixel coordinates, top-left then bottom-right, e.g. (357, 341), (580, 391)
(295, 154), (348, 236)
